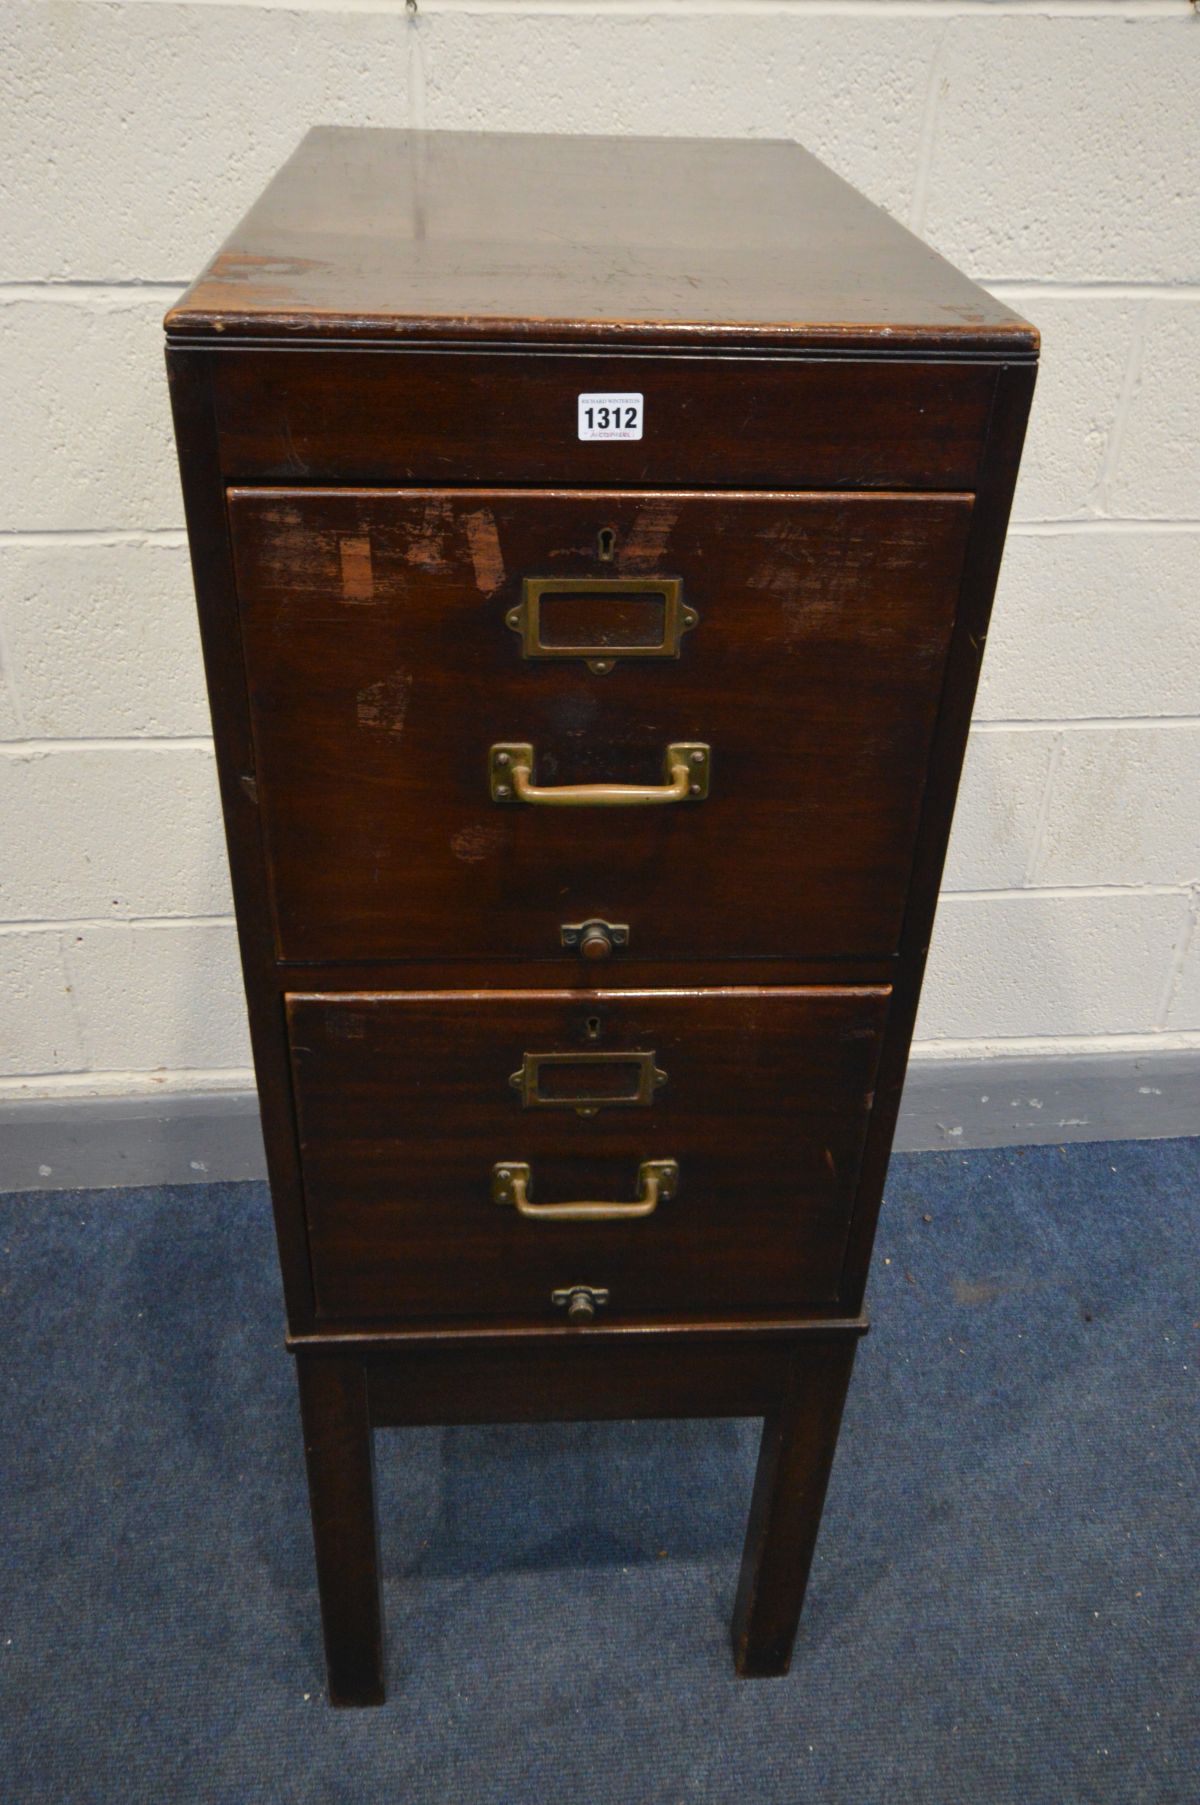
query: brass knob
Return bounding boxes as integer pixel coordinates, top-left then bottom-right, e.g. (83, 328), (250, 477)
(560, 919), (629, 958)
(552, 1284), (610, 1319)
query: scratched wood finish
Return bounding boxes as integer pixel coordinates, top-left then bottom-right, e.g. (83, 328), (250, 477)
(166, 126), (1037, 1702)
(287, 987), (889, 1320)
(167, 128), (1035, 357)
(228, 488), (972, 965)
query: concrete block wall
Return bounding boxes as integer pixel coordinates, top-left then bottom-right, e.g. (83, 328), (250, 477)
(1, 0), (1197, 1121)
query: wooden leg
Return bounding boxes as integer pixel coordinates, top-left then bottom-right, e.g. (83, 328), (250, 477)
(295, 1352), (385, 1706)
(732, 1335), (858, 1678)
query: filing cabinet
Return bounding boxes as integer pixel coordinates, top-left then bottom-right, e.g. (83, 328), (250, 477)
(167, 127), (1037, 1704)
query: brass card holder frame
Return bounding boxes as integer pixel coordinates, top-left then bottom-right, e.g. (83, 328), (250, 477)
(507, 576), (696, 674)
(509, 1049), (667, 1112)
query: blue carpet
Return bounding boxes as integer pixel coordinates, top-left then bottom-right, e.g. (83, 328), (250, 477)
(0, 1139), (1196, 1803)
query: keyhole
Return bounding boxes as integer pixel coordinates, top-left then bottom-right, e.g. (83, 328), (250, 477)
(585, 1016), (601, 1040)
(597, 528), (616, 563)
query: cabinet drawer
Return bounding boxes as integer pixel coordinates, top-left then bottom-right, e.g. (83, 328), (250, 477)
(288, 986), (889, 1321)
(232, 488), (971, 965)
(212, 349), (997, 491)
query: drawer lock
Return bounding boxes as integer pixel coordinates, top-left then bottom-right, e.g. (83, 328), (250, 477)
(493, 1159), (679, 1222)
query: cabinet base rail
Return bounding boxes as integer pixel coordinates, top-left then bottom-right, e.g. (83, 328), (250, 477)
(295, 1325), (863, 1706)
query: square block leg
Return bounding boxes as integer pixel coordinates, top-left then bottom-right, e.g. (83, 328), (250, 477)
(295, 1352), (385, 1707)
(732, 1335), (858, 1677)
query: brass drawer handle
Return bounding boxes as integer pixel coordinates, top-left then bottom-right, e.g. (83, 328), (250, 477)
(490, 742), (709, 807)
(492, 1159), (679, 1221)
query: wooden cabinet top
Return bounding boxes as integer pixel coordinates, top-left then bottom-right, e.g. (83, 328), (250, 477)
(165, 127), (1036, 358)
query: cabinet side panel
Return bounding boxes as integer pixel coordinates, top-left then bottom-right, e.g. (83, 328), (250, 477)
(838, 361), (1038, 1308)
(165, 346), (316, 1328)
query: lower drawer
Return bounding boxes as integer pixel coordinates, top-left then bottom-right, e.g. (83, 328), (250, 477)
(287, 987), (890, 1321)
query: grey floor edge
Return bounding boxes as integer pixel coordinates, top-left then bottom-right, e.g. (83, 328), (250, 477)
(1, 1049), (1197, 1193)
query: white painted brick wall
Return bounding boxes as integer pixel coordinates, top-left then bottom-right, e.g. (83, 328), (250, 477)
(0, 540), (208, 737)
(942, 730), (1057, 893)
(0, 746), (231, 921)
(1032, 727), (1200, 889)
(977, 532), (1200, 723)
(0, 0), (1196, 1097)
(65, 922), (251, 1071)
(915, 892), (1193, 1043)
(997, 296), (1140, 523)
(1108, 303), (1200, 518)
(1167, 901), (1200, 1031)
(1, 294), (185, 531)
(920, 17), (1199, 282)
(0, 933), (83, 1077)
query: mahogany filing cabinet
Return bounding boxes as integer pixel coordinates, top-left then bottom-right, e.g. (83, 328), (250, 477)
(166, 128), (1037, 1705)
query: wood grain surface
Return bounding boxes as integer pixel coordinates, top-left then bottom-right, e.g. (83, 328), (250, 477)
(228, 487), (972, 966)
(287, 987), (889, 1320)
(166, 128), (1036, 356)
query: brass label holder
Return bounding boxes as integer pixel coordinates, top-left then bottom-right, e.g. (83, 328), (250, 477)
(509, 1049), (667, 1112)
(507, 576), (696, 674)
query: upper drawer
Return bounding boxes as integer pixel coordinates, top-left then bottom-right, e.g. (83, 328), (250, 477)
(212, 350), (996, 491)
(229, 487), (972, 965)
